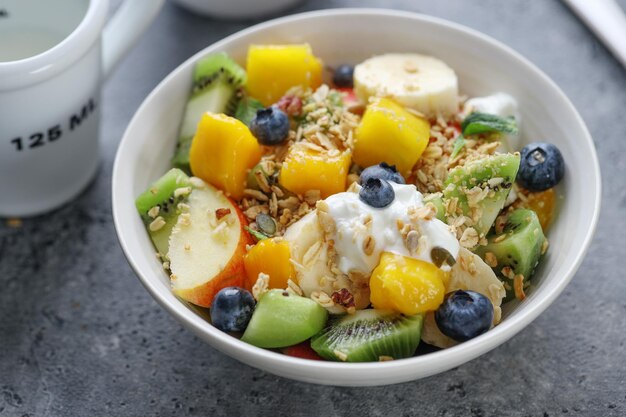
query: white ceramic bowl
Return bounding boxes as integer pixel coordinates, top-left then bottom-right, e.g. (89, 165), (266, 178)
(172, 0), (301, 20)
(112, 9), (601, 386)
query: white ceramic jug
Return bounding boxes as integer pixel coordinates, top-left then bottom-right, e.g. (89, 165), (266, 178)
(0, 0), (164, 217)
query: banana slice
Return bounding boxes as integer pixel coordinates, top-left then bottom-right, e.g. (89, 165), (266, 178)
(354, 53), (459, 117)
(421, 247), (506, 348)
(283, 212), (370, 314)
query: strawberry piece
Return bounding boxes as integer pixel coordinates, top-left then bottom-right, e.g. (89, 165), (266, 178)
(283, 341), (323, 360)
(336, 87), (359, 107)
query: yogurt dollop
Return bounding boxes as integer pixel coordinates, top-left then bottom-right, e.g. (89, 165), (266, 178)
(324, 182), (459, 276)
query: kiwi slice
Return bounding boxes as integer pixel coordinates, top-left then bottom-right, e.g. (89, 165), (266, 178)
(135, 168), (191, 257)
(443, 153), (520, 238)
(310, 309), (423, 362)
(172, 52), (247, 172)
(241, 290), (328, 349)
(475, 209), (546, 302)
(423, 192), (446, 222)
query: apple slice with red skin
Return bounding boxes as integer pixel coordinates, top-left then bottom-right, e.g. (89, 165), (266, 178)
(168, 179), (253, 307)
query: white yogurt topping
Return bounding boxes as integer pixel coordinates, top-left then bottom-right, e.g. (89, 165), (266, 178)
(464, 92), (521, 151)
(324, 182), (459, 276)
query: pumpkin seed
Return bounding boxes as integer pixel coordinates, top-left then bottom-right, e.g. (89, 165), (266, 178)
(255, 213), (276, 236)
(431, 247), (456, 268)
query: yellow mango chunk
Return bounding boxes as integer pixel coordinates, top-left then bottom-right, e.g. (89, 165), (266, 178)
(370, 252), (446, 315)
(189, 113), (262, 200)
(279, 142), (351, 198)
(246, 44), (323, 106)
(516, 187), (556, 231)
(353, 97), (430, 175)
(244, 238), (294, 290)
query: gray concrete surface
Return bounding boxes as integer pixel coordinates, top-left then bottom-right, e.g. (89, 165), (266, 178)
(1, 0), (626, 415)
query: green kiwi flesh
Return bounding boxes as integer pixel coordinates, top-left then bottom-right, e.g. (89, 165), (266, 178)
(241, 290), (328, 348)
(135, 168), (191, 257)
(423, 192), (446, 222)
(443, 153), (520, 238)
(172, 52), (246, 172)
(475, 208), (546, 302)
(310, 309), (423, 362)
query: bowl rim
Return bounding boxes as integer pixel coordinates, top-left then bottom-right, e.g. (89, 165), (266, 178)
(112, 8), (601, 384)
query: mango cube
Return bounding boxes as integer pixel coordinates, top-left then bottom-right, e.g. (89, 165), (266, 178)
(244, 238), (294, 290)
(370, 252), (446, 315)
(353, 97), (431, 175)
(279, 143), (351, 198)
(246, 44), (323, 106)
(517, 187), (556, 231)
(189, 112), (262, 200)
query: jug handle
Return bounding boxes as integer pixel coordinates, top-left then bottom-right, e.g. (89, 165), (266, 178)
(102, 0), (165, 78)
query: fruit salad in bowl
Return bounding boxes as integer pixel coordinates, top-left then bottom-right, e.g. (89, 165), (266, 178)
(133, 43), (566, 362)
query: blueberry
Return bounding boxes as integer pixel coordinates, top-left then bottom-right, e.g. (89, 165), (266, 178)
(359, 178), (395, 208)
(517, 142), (564, 191)
(360, 162), (405, 185)
(332, 64), (354, 88)
(210, 287), (255, 332)
(435, 290), (493, 342)
(249, 106), (290, 146)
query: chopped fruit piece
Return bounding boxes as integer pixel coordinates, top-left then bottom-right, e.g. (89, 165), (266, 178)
(135, 168), (191, 216)
(283, 341), (323, 360)
(283, 212), (371, 314)
(244, 238), (294, 289)
(443, 153), (520, 238)
(420, 248), (506, 349)
(447, 248), (505, 310)
(241, 289), (328, 348)
(168, 182), (254, 307)
(135, 168), (191, 256)
(359, 162), (405, 185)
(435, 290), (494, 342)
(359, 178), (395, 208)
(517, 142), (565, 191)
(370, 252), (446, 315)
(311, 309), (423, 362)
(173, 52), (246, 171)
(279, 142), (351, 198)
(249, 106), (290, 146)
(475, 209), (546, 302)
(354, 53), (459, 117)
(353, 97), (430, 175)
(246, 44), (323, 106)
(423, 193), (446, 222)
(337, 87), (360, 109)
(517, 187), (556, 230)
(189, 113), (263, 200)
(210, 287), (255, 332)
